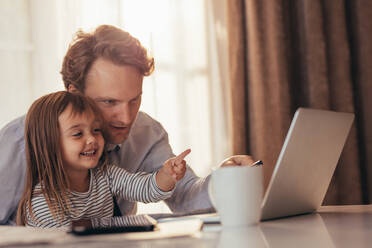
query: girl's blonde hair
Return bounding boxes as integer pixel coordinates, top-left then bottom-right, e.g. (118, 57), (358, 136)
(17, 91), (106, 225)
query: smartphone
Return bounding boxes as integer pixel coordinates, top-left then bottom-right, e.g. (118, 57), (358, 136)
(70, 215), (157, 236)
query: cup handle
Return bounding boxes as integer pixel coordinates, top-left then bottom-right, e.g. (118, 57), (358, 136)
(208, 178), (217, 208)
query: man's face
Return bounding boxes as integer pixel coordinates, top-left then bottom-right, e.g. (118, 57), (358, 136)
(83, 58), (143, 145)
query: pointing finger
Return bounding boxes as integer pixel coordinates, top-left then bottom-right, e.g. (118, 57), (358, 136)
(174, 149), (191, 164)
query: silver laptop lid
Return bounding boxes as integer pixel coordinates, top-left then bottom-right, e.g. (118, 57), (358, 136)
(261, 108), (354, 220)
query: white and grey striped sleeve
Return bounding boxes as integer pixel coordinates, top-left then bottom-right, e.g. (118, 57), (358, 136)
(107, 165), (173, 204)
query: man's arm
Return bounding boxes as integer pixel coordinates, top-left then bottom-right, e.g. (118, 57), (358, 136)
(138, 124), (213, 213)
(118, 112), (254, 214)
(116, 112), (213, 214)
(0, 116), (27, 225)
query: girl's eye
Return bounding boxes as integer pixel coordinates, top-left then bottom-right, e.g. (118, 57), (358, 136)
(72, 132), (82, 137)
(93, 128), (102, 133)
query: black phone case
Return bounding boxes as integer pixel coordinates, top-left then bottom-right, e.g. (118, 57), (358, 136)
(70, 224), (155, 236)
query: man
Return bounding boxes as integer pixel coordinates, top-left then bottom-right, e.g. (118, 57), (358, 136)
(0, 25), (253, 225)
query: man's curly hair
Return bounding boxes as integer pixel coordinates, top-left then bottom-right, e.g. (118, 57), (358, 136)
(61, 25), (154, 93)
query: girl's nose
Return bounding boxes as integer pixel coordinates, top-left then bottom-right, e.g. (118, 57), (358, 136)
(86, 134), (97, 145)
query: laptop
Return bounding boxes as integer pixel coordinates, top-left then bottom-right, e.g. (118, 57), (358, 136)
(154, 108), (354, 224)
(260, 107), (354, 220)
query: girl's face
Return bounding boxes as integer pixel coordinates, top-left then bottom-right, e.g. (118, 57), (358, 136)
(58, 104), (104, 173)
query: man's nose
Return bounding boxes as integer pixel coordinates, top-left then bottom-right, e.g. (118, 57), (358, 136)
(116, 103), (132, 124)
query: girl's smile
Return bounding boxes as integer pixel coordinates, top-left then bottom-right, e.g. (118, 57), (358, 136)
(80, 147), (99, 157)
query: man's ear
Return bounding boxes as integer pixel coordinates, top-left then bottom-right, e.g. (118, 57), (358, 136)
(67, 84), (78, 93)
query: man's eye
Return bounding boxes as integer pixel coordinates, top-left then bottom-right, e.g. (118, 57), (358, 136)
(103, 100), (115, 105)
(130, 97), (141, 104)
(72, 132), (82, 137)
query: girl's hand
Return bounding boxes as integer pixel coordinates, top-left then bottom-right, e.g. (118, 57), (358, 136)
(156, 149), (191, 191)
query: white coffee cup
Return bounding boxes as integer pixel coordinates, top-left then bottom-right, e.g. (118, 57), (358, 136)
(208, 165), (263, 227)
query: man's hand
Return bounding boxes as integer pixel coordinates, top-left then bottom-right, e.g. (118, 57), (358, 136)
(156, 149), (191, 191)
(219, 155), (255, 167)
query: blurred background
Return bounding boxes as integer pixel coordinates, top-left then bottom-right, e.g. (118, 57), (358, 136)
(1, 0), (372, 212)
(0, 0), (231, 213)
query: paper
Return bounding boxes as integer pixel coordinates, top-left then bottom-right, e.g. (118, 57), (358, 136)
(156, 212), (220, 224)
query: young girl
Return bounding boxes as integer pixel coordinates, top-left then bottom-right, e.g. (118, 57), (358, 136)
(16, 91), (190, 228)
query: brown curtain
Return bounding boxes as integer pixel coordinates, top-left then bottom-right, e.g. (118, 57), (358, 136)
(226, 0), (372, 205)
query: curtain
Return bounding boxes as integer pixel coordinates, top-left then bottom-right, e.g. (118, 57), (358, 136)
(226, 0), (372, 205)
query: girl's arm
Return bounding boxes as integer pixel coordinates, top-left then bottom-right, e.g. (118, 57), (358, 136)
(108, 166), (173, 204)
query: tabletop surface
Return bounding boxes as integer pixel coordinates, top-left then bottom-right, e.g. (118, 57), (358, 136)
(1, 205), (372, 248)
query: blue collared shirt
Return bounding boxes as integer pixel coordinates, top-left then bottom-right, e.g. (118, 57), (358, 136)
(0, 111), (212, 225)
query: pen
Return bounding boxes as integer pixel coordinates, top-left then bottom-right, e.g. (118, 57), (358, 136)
(251, 160), (263, 167)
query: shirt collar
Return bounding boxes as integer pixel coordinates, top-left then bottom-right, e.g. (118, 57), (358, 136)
(106, 144), (121, 153)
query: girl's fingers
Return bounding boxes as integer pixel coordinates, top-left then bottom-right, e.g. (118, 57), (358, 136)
(174, 149), (191, 165)
(173, 160), (186, 172)
(172, 161), (186, 180)
(176, 166), (186, 180)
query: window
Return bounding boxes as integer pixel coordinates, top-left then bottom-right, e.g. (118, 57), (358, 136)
(2, 0), (230, 214)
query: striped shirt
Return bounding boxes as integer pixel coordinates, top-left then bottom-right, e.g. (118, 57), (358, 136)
(26, 165), (173, 228)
